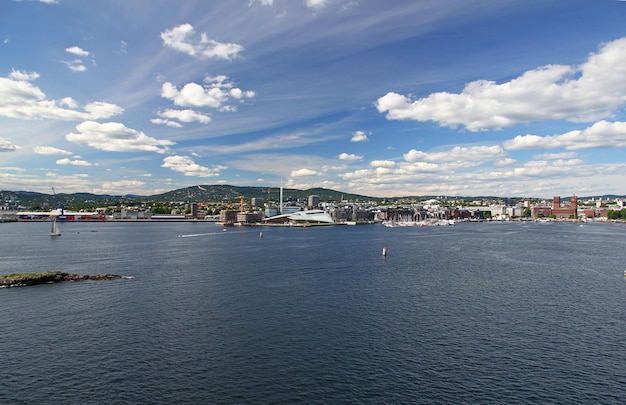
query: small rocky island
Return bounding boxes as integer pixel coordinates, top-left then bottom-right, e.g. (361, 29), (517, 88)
(0, 271), (126, 288)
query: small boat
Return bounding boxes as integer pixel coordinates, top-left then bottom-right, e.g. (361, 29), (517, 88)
(50, 218), (61, 237)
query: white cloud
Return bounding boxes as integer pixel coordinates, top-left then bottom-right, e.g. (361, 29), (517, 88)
(370, 160), (395, 168)
(82, 102), (124, 119)
(532, 152), (578, 160)
(306, 0), (331, 9)
(56, 158), (93, 166)
(34, 146), (73, 155)
(0, 74), (123, 120)
(494, 158), (516, 167)
(95, 180), (146, 195)
(160, 23), (244, 61)
(161, 155), (226, 177)
(1, 76), (45, 102)
(13, 0), (59, 3)
(504, 120), (626, 150)
(156, 109), (211, 124)
(66, 121), (174, 153)
(65, 46), (89, 57)
(338, 152), (362, 161)
(9, 69), (39, 81)
(403, 145), (506, 164)
(59, 97), (77, 108)
(161, 76), (254, 111)
(350, 130), (368, 142)
(0, 137), (18, 152)
(61, 47), (93, 72)
(377, 37), (626, 131)
(511, 159), (585, 177)
(291, 168), (319, 177)
(62, 59), (87, 72)
(150, 118), (183, 128)
(250, 0), (275, 5)
(114, 40), (127, 54)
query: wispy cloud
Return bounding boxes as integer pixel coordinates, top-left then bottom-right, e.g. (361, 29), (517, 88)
(13, 0), (59, 3)
(305, 0), (331, 9)
(532, 152), (578, 160)
(34, 146), (72, 155)
(201, 130), (337, 155)
(62, 46), (92, 72)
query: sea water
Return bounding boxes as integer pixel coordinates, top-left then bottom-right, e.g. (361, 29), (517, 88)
(1, 221), (625, 404)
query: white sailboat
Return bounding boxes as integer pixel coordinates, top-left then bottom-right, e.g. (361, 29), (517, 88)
(50, 218), (61, 237)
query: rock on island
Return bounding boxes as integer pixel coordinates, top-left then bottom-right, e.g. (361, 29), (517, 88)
(0, 271), (124, 288)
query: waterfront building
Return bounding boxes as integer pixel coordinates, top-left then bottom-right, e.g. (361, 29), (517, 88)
(219, 210), (239, 225)
(531, 195), (578, 219)
(551, 196), (578, 219)
(237, 211), (263, 225)
(265, 209), (334, 225)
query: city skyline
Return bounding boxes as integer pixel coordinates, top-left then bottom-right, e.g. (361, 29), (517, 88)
(1, 0), (626, 198)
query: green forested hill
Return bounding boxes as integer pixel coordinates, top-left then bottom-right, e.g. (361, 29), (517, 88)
(148, 185), (380, 204)
(1, 185), (380, 210)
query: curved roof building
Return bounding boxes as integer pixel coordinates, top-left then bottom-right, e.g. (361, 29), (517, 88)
(265, 209), (334, 225)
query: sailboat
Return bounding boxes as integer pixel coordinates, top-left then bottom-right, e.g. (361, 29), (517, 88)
(50, 218), (61, 237)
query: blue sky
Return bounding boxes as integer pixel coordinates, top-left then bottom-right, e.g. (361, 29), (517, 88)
(1, 0), (626, 198)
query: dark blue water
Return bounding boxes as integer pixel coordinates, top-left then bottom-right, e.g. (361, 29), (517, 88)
(1, 221), (626, 404)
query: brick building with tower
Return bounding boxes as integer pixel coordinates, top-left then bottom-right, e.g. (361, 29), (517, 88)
(532, 196), (578, 219)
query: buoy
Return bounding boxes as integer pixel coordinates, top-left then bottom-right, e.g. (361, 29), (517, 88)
(382, 246), (387, 256)
(259, 231), (263, 238)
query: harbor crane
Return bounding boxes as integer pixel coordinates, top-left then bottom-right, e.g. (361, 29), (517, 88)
(265, 188), (278, 204)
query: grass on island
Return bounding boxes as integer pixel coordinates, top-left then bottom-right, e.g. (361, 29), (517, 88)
(0, 271), (64, 281)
